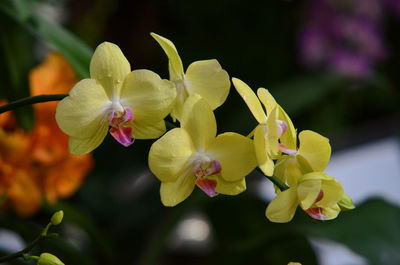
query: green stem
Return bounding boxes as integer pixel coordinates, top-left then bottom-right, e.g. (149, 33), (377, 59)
(0, 234), (45, 262)
(0, 94), (68, 114)
(256, 168), (289, 191)
(23, 254), (39, 261)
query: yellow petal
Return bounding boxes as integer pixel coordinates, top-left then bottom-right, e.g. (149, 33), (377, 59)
(257, 88), (277, 116)
(160, 169), (196, 207)
(298, 130), (331, 172)
(150, 33), (184, 80)
(90, 42), (130, 98)
(207, 132), (257, 182)
(131, 120), (166, 139)
(274, 156), (290, 181)
(254, 125), (274, 176)
(232, 78), (266, 124)
(321, 204), (341, 220)
(207, 174), (246, 195)
(149, 128), (195, 182)
(300, 172), (343, 208)
(277, 105), (297, 150)
(169, 79), (188, 121)
(55, 79), (110, 139)
(68, 121), (108, 155)
(318, 181), (343, 208)
(297, 179), (322, 210)
(265, 187), (298, 223)
(120, 69), (176, 125)
(181, 94), (216, 150)
(256, 88), (297, 151)
(285, 161), (303, 187)
(266, 107), (279, 158)
(184, 59), (230, 110)
(296, 154), (314, 174)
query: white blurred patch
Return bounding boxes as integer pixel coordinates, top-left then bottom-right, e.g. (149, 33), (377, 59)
(0, 229), (25, 253)
(325, 136), (400, 206)
(309, 237), (368, 265)
(168, 212), (214, 255)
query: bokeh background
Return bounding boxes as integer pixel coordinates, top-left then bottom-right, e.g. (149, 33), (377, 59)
(0, 0), (399, 264)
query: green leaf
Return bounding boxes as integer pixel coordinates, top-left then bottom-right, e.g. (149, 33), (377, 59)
(43, 201), (118, 265)
(205, 194), (318, 265)
(0, 11), (34, 131)
(0, 0), (93, 79)
(270, 73), (345, 116)
(296, 198), (400, 265)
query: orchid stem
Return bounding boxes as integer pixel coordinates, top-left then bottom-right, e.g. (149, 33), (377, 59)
(256, 168), (289, 191)
(0, 219), (57, 263)
(0, 94), (68, 114)
(0, 234), (45, 262)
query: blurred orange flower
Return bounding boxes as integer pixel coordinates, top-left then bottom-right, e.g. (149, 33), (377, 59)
(0, 52), (94, 217)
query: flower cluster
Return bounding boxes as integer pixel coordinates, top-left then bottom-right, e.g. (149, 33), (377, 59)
(298, 0), (388, 79)
(0, 53), (93, 216)
(56, 33), (354, 222)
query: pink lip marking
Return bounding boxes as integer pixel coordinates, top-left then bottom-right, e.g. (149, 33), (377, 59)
(193, 160), (222, 197)
(195, 178), (218, 197)
(306, 207), (327, 220)
(108, 108), (134, 147)
(276, 120), (288, 138)
(306, 190), (326, 220)
(278, 143), (298, 155)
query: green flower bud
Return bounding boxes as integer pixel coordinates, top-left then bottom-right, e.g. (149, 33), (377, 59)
(50, 210), (64, 226)
(338, 193), (355, 211)
(37, 253), (65, 265)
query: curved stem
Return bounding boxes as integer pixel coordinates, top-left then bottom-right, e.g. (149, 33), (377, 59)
(0, 94), (68, 114)
(256, 168), (289, 191)
(0, 234), (46, 262)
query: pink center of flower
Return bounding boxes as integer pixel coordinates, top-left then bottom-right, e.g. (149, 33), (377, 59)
(306, 207), (326, 220)
(276, 120), (288, 138)
(306, 190), (327, 220)
(193, 160), (222, 197)
(278, 143), (298, 155)
(108, 107), (134, 147)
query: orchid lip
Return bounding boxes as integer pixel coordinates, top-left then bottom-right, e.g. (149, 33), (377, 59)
(108, 107), (134, 147)
(278, 143), (298, 155)
(193, 160), (221, 197)
(306, 207), (327, 220)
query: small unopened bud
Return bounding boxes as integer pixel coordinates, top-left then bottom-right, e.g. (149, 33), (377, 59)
(37, 253), (65, 265)
(50, 210), (64, 226)
(338, 193), (355, 211)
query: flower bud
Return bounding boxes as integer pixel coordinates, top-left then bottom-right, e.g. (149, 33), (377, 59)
(338, 193), (355, 211)
(50, 210), (64, 226)
(37, 253), (65, 265)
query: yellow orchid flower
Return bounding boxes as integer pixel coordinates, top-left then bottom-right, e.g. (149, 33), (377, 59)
(150, 33), (230, 121)
(56, 42), (176, 155)
(148, 94), (257, 206)
(266, 165), (344, 223)
(274, 130), (332, 183)
(232, 78), (296, 176)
